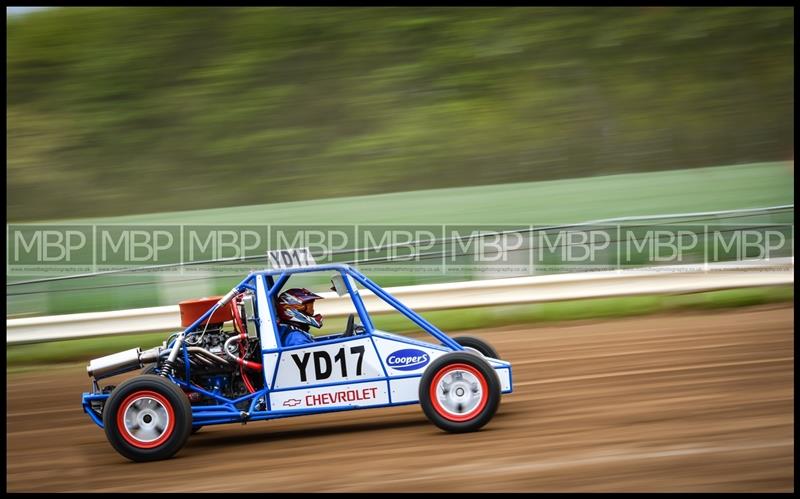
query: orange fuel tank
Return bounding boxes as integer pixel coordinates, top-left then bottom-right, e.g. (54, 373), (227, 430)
(178, 296), (234, 328)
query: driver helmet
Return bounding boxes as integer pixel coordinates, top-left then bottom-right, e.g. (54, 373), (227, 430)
(277, 288), (324, 329)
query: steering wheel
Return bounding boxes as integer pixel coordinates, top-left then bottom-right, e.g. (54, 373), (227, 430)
(343, 314), (355, 337)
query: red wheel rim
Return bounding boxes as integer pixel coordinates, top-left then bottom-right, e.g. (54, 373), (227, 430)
(429, 363), (488, 422)
(116, 390), (175, 449)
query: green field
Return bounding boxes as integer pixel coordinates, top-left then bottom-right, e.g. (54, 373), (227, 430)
(7, 162), (795, 317)
(41, 162), (794, 225)
(6, 285), (794, 371)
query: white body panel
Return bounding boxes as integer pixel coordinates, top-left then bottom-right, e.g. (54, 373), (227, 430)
(265, 325), (512, 409)
(495, 366), (512, 392)
(389, 377), (422, 404)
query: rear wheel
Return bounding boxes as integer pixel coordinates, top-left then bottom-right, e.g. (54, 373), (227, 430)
(451, 336), (500, 359)
(102, 374), (192, 462)
(418, 352), (501, 433)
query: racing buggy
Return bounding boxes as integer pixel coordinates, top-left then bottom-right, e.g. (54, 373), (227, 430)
(82, 252), (513, 461)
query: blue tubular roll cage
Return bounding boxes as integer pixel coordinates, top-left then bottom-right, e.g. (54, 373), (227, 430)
(257, 264), (462, 351)
(82, 263), (471, 428)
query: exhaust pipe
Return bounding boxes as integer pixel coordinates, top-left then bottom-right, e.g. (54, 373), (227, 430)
(87, 348), (142, 379)
(87, 346), (163, 380)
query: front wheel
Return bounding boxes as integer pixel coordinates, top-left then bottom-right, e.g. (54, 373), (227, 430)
(102, 374), (193, 462)
(418, 352), (501, 433)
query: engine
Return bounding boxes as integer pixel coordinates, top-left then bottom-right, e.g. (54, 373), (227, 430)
(171, 293), (263, 401)
(188, 325), (230, 357)
(87, 290), (263, 404)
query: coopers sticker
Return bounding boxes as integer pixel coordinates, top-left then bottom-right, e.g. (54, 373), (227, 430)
(386, 348), (430, 371)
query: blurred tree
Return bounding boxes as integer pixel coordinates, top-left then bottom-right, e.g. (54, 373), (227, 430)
(6, 7), (794, 221)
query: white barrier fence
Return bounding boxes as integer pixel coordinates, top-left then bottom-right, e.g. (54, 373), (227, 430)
(6, 258), (793, 345)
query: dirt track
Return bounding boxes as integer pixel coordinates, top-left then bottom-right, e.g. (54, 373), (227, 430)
(6, 305), (794, 492)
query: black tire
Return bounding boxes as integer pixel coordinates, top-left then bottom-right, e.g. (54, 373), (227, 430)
(451, 336), (500, 359)
(102, 374), (193, 462)
(418, 352), (501, 433)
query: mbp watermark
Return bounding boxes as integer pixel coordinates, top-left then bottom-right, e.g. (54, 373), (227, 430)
(98, 226), (178, 265)
(6, 222), (794, 277)
(9, 225), (94, 272)
(536, 226), (615, 269)
(709, 227), (788, 261)
(184, 226), (268, 262)
(621, 226), (702, 265)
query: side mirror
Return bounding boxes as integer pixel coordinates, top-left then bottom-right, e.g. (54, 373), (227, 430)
(330, 274), (349, 297)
